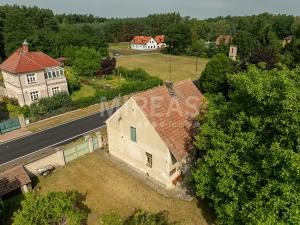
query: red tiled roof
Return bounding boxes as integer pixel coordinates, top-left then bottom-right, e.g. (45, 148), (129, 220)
(131, 36), (153, 45)
(155, 35), (165, 44)
(215, 35), (233, 46)
(0, 45), (61, 74)
(0, 166), (31, 197)
(133, 80), (204, 161)
(283, 35), (293, 40)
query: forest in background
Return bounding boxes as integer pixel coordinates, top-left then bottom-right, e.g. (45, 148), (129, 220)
(0, 4), (300, 68)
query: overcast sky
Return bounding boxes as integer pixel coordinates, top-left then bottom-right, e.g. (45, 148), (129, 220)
(0, 0), (299, 19)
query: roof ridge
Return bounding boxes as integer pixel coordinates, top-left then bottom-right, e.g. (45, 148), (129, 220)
(23, 53), (45, 69)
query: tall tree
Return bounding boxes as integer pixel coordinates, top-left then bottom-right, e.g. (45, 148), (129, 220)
(198, 54), (234, 95)
(165, 22), (191, 54)
(193, 65), (300, 225)
(73, 47), (101, 76)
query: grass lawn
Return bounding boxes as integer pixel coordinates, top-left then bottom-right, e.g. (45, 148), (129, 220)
(117, 53), (209, 82)
(37, 152), (214, 225)
(71, 84), (96, 101)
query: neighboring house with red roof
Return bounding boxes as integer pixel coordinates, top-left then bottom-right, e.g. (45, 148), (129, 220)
(282, 35), (293, 47)
(155, 35), (167, 48)
(106, 79), (204, 188)
(0, 41), (68, 106)
(215, 35), (233, 46)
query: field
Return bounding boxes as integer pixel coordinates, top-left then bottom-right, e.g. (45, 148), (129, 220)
(37, 152), (214, 225)
(117, 53), (209, 81)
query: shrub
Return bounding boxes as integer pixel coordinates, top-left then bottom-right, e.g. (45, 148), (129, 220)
(27, 92), (72, 119)
(100, 210), (178, 225)
(98, 57), (116, 76)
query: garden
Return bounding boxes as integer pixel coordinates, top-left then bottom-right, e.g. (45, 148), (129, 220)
(1, 47), (163, 123)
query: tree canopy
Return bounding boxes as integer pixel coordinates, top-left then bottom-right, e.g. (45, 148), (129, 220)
(193, 65), (300, 225)
(72, 47), (101, 76)
(198, 54), (234, 95)
(12, 191), (87, 225)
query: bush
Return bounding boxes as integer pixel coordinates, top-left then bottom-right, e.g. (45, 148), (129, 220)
(25, 92), (72, 120)
(100, 210), (178, 225)
(12, 191), (87, 225)
(98, 57), (116, 76)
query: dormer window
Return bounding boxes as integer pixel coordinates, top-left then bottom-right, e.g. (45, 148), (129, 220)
(26, 73), (36, 84)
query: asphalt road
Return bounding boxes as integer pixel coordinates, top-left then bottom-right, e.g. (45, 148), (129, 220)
(0, 107), (117, 165)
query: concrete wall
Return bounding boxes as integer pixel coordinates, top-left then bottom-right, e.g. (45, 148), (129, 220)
(106, 98), (176, 188)
(25, 149), (65, 176)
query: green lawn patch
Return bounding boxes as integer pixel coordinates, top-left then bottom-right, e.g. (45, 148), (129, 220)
(71, 84), (96, 101)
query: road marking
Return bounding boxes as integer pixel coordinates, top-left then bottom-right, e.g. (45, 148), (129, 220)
(0, 107), (116, 145)
(0, 125), (106, 167)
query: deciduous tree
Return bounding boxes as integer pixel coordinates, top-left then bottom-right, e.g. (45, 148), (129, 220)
(193, 65), (300, 225)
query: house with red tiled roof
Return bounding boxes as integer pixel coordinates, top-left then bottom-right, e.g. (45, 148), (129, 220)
(106, 80), (204, 188)
(131, 36), (158, 51)
(0, 41), (68, 106)
(215, 35), (233, 46)
(154, 35), (167, 48)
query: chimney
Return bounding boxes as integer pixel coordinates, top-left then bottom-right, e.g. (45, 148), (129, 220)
(22, 40), (29, 53)
(164, 80), (176, 97)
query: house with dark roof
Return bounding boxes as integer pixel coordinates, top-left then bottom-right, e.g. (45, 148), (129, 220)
(0, 41), (69, 106)
(106, 80), (204, 188)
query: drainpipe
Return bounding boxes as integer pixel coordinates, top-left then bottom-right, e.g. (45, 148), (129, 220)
(18, 75), (26, 105)
(44, 71), (50, 97)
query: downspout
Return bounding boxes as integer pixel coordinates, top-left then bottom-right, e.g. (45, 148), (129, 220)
(44, 71), (50, 97)
(18, 75), (26, 105)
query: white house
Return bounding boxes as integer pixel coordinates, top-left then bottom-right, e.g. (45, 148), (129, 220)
(131, 36), (158, 51)
(106, 80), (204, 188)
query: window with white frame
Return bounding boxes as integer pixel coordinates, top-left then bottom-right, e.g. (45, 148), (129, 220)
(60, 69), (64, 76)
(30, 91), (39, 101)
(52, 87), (60, 95)
(26, 73), (36, 83)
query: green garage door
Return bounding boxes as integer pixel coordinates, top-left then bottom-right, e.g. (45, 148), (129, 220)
(64, 142), (89, 164)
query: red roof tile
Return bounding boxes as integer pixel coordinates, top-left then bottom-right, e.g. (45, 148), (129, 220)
(133, 80), (204, 161)
(0, 44), (60, 74)
(0, 166), (31, 197)
(155, 35), (165, 44)
(131, 36), (153, 45)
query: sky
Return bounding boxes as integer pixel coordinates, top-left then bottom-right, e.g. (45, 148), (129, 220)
(0, 0), (299, 19)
